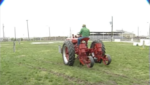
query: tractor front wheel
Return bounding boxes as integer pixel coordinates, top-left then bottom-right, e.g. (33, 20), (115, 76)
(86, 56), (94, 68)
(103, 54), (111, 65)
(62, 40), (75, 66)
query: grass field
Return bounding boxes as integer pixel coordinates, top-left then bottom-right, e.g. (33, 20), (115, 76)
(0, 41), (149, 85)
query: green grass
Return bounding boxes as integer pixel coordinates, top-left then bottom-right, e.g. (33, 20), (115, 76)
(0, 41), (149, 85)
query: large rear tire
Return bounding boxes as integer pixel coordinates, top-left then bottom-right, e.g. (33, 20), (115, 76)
(62, 40), (75, 66)
(90, 40), (105, 63)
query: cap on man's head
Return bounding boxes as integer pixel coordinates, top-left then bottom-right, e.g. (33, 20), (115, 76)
(82, 24), (86, 27)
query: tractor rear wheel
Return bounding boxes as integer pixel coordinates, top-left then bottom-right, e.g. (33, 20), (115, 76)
(90, 40), (105, 63)
(62, 40), (75, 66)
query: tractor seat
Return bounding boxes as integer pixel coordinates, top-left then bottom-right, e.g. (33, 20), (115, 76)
(81, 37), (89, 41)
(71, 37), (90, 44)
(80, 37), (89, 47)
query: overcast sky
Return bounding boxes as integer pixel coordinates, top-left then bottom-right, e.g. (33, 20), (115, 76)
(0, 0), (150, 38)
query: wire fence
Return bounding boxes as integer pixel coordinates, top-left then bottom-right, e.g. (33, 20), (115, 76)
(0, 35), (148, 42)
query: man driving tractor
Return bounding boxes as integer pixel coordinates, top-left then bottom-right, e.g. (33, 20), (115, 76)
(61, 24), (111, 68)
(77, 24), (90, 46)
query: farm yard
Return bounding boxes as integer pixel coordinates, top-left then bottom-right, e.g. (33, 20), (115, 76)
(0, 41), (149, 85)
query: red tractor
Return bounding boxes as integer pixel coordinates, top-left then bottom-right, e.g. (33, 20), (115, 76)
(61, 35), (111, 68)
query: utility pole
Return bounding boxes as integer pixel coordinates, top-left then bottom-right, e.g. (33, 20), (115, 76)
(149, 23), (150, 39)
(49, 27), (50, 40)
(14, 27), (16, 41)
(3, 24), (5, 40)
(138, 27), (139, 41)
(132, 31), (134, 39)
(70, 27), (72, 38)
(103, 32), (104, 40)
(147, 22), (150, 39)
(110, 16), (113, 42)
(132, 31), (134, 42)
(122, 29), (123, 40)
(26, 20), (30, 41)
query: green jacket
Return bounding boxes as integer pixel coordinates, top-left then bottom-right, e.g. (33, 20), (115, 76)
(79, 27), (90, 37)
